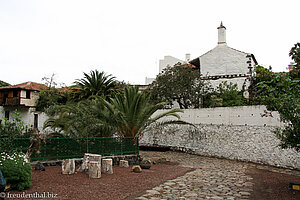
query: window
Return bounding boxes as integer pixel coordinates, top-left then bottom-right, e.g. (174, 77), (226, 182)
(26, 91), (31, 99)
(5, 111), (9, 120)
(13, 90), (18, 97)
(34, 114), (38, 129)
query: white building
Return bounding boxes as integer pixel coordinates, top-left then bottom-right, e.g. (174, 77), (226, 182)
(0, 82), (48, 131)
(145, 54), (190, 85)
(190, 22), (258, 90)
(147, 22), (258, 89)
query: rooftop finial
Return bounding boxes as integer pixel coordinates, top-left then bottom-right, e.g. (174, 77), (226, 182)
(218, 21), (226, 29)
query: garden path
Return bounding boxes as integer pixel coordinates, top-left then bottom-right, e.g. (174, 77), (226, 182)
(136, 151), (300, 200)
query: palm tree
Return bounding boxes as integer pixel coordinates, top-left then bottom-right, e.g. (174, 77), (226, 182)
(44, 86), (193, 138)
(44, 100), (114, 138)
(98, 86), (192, 137)
(72, 70), (117, 100)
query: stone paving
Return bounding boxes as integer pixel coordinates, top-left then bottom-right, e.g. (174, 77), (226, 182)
(135, 151), (299, 200)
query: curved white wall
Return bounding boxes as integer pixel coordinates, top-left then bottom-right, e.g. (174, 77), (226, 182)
(141, 106), (299, 169)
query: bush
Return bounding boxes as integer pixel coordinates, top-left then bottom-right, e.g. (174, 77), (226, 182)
(0, 111), (32, 153)
(211, 81), (247, 107)
(0, 152), (32, 191)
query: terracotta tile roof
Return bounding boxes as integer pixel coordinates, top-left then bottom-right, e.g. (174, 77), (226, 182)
(57, 85), (79, 93)
(0, 81), (48, 91)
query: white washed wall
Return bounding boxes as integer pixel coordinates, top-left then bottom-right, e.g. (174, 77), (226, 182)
(20, 91), (39, 107)
(209, 77), (249, 91)
(155, 106), (282, 127)
(141, 124), (299, 170)
(200, 45), (252, 76)
(0, 106), (4, 119)
(159, 56), (184, 74)
(141, 106), (300, 169)
(0, 107), (48, 131)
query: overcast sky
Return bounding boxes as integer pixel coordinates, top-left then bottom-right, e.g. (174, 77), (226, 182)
(0, 0), (299, 86)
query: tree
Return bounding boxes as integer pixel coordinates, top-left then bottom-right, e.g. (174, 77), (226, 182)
(44, 86), (191, 138)
(97, 86), (192, 137)
(150, 64), (211, 109)
(72, 70), (118, 100)
(248, 65), (274, 105)
(44, 100), (114, 138)
(41, 73), (59, 88)
(257, 73), (300, 151)
(0, 80), (10, 87)
(36, 74), (69, 111)
(213, 81), (247, 107)
(289, 42), (300, 78)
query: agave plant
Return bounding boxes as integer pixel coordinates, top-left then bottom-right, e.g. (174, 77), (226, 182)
(98, 86), (192, 137)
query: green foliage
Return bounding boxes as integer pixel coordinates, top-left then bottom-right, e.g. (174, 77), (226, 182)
(72, 70), (118, 101)
(99, 86), (192, 137)
(36, 74), (69, 111)
(0, 152), (32, 191)
(0, 80), (10, 87)
(247, 65), (274, 105)
(289, 42), (300, 78)
(44, 100), (114, 138)
(36, 88), (69, 111)
(42, 70), (128, 137)
(254, 65), (274, 83)
(45, 86), (192, 138)
(212, 81), (247, 107)
(150, 64), (211, 108)
(207, 95), (223, 107)
(257, 73), (300, 151)
(290, 43), (300, 65)
(0, 111), (31, 153)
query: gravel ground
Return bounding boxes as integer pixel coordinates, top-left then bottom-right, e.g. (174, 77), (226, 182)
(138, 150), (300, 200)
(5, 161), (191, 200)
(4, 150), (300, 200)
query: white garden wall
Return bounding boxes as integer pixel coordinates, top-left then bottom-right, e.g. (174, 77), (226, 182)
(141, 106), (300, 170)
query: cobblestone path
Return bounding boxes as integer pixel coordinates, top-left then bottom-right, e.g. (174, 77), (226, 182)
(136, 151), (299, 200)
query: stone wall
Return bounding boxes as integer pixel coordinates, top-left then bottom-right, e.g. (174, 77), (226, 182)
(141, 106), (299, 170)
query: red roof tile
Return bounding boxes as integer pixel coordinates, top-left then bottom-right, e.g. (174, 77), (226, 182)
(0, 81), (48, 91)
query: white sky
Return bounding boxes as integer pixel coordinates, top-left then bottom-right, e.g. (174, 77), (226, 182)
(0, 0), (299, 86)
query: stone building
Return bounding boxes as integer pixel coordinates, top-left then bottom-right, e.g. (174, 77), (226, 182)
(146, 22), (258, 90)
(0, 81), (48, 131)
(189, 22), (258, 90)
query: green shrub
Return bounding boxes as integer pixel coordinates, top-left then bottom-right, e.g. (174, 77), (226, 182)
(0, 152), (32, 191)
(0, 111), (32, 153)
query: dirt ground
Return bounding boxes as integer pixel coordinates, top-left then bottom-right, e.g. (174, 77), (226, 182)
(5, 164), (192, 200)
(3, 156), (300, 200)
(248, 167), (300, 200)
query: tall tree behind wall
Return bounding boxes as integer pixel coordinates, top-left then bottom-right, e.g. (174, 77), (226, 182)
(150, 64), (212, 109)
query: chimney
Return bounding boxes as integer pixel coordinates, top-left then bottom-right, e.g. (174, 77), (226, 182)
(185, 53), (191, 62)
(217, 21), (226, 45)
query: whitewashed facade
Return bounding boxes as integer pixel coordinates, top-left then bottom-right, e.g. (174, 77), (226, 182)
(0, 82), (48, 131)
(146, 22), (258, 89)
(190, 22), (257, 90)
(145, 55), (188, 85)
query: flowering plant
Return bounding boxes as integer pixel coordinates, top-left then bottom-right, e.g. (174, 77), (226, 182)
(0, 152), (32, 191)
